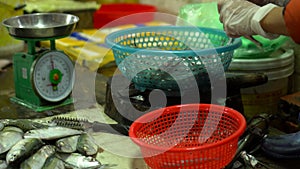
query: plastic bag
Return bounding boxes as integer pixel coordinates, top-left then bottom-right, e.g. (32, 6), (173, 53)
(176, 2), (288, 58)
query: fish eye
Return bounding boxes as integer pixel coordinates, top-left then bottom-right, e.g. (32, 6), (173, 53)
(83, 146), (88, 151)
(58, 141), (64, 146)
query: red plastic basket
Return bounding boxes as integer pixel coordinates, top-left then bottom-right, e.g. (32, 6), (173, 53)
(93, 3), (156, 28)
(129, 104), (246, 169)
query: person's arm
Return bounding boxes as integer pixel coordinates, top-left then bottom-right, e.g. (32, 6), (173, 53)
(260, 7), (289, 35)
(283, 0), (300, 43)
(249, 0), (290, 6)
(219, 0), (300, 43)
(260, 0), (300, 43)
(218, 0), (280, 39)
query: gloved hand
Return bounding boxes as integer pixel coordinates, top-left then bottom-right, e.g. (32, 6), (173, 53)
(218, 0), (279, 39)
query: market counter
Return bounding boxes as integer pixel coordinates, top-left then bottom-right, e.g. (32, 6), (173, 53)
(1, 63), (300, 168)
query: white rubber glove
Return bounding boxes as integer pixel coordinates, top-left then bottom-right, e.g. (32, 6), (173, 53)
(218, 0), (279, 39)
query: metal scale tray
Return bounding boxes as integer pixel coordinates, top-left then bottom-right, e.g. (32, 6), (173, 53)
(2, 13), (79, 39)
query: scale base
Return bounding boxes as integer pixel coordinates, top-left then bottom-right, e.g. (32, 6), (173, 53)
(11, 97), (74, 112)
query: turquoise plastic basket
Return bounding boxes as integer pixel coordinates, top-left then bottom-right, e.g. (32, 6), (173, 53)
(105, 26), (242, 91)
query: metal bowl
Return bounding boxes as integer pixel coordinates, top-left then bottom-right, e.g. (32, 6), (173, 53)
(2, 13), (79, 39)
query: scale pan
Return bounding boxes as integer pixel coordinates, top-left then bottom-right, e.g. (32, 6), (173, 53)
(2, 13), (79, 39)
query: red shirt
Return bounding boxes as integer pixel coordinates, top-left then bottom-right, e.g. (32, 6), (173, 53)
(284, 0), (300, 43)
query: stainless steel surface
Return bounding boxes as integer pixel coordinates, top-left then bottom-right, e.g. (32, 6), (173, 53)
(2, 13), (79, 38)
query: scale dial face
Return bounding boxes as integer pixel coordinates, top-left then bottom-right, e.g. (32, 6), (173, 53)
(32, 51), (74, 102)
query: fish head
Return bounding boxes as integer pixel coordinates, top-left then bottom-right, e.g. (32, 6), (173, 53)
(41, 145), (56, 157)
(6, 151), (21, 164)
(79, 156), (102, 168)
(83, 145), (98, 156)
(56, 141), (73, 152)
(24, 130), (38, 138)
(56, 141), (65, 148)
(83, 145), (89, 152)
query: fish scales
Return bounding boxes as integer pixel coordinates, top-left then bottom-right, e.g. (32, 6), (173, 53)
(1, 119), (50, 132)
(0, 160), (7, 169)
(56, 135), (80, 153)
(42, 156), (65, 169)
(0, 127), (23, 154)
(6, 138), (44, 165)
(24, 126), (83, 140)
(0, 123), (4, 131)
(77, 133), (99, 156)
(20, 145), (56, 169)
(58, 153), (102, 169)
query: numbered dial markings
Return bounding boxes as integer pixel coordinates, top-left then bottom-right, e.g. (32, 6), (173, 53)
(33, 51), (74, 102)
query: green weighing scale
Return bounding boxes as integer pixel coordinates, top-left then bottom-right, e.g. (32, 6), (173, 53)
(2, 13), (79, 111)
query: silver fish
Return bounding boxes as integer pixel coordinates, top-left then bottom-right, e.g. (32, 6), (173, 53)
(77, 133), (99, 156)
(1, 126), (23, 132)
(42, 156), (65, 169)
(0, 127), (23, 154)
(20, 145), (56, 169)
(24, 126), (83, 140)
(0, 160), (7, 169)
(55, 135), (80, 153)
(59, 153), (102, 169)
(0, 122), (4, 131)
(1, 119), (51, 132)
(6, 138), (44, 165)
(0, 160), (14, 169)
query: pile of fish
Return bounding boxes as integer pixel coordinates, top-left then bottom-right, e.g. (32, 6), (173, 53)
(0, 118), (105, 169)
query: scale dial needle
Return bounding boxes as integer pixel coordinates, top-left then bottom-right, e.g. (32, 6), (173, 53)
(33, 51), (74, 102)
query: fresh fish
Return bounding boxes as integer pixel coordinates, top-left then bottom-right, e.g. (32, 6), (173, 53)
(1, 126), (23, 132)
(0, 160), (14, 169)
(77, 133), (99, 156)
(20, 145), (56, 169)
(6, 138), (44, 165)
(51, 117), (129, 136)
(1, 119), (51, 132)
(51, 117), (87, 130)
(59, 153), (102, 169)
(0, 126), (23, 154)
(0, 160), (7, 169)
(24, 126), (83, 140)
(42, 156), (65, 169)
(55, 135), (80, 153)
(0, 122), (4, 131)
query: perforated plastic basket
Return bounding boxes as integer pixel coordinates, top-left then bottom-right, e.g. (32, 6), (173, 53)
(105, 26), (242, 91)
(129, 104), (246, 169)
